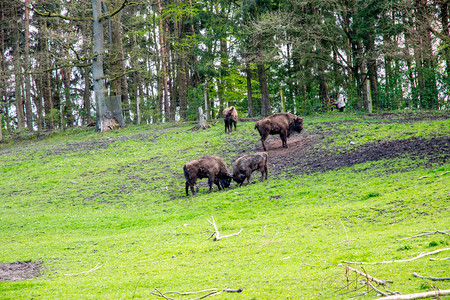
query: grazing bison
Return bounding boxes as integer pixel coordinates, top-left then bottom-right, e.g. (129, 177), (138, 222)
(233, 152), (269, 187)
(254, 113), (303, 151)
(223, 106), (238, 133)
(183, 155), (232, 196)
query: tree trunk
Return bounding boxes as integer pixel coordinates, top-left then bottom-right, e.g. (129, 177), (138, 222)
(246, 64), (254, 117)
(257, 41), (271, 117)
(157, 0), (169, 121)
(13, 13), (25, 130)
(24, 0), (33, 130)
(83, 67), (91, 125)
(92, 0), (109, 131)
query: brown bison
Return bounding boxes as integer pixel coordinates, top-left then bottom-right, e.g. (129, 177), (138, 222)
(233, 152), (269, 186)
(183, 155), (232, 196)
(254, 113), (303, 151)
(223, 106), (238, 133)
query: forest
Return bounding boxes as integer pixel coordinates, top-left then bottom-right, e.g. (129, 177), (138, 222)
(0, 0), (449, 134)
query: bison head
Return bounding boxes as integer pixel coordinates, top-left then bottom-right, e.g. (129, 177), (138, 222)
(292, 117), (303, 133)
(232, 172), (246, 185)
(219, 175), (232, 189)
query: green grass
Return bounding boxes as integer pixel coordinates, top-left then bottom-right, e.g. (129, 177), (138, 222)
(0, 112), (449, 299)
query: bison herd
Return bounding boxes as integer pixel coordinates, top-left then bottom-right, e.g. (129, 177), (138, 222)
(183, 108), (303, 196)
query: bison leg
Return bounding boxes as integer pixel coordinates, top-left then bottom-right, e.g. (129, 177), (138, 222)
(224, 120), (229, 133)
(233, 120), (237, 132)
(186, 182), (196, 196)
(260, 134), (268, 151)
(208, 177), (218, 192)
(280, 131), (288, 148)
(246, 171), (252, 185)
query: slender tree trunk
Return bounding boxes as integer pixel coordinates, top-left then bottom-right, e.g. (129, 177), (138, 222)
(179, 57), (188, 120)
(131, 32), (143, 124)
(13, 13), (25, 130)
(318, 60), (329, 109)
(246, 63), (254, 117)
(24, 0), (33, 130)
(83, 67), (91, 125)
(257, 39), (271, 117)
(157, 0), (169, 121)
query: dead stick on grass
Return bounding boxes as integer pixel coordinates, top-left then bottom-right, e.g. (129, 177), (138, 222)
(64, 263), (102, 276)
(151, 287), (242, 299)
(397, 230), (450, 241)
(342, 248), (450, 265)
(336, 264), (393, 286)
(412, 272), (450, 281)
(206, 216), (243, 241)
(374, 289), (450, 300)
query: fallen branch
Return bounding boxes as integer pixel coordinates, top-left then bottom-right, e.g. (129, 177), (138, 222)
(375, 289), (450, 300)
(64, 263), (102, 276)
(206, 216), (243, 241)
(342, 248), (450, 265)
(397, 230), (450, 241)
(412, 272), (450, 281)
(430, 257), (449, 261)
(332, 263), (399, 297)
(151, 287), (242, 299)
(337, 264), (393, 286)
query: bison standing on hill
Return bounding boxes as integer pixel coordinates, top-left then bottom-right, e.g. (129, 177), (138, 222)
(233, 152), (269, 187)
(254, 113), (303, 151)
(183, 155), (232, 196)
(223, 106), (238, 133)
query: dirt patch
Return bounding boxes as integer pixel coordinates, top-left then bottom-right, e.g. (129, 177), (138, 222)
(0, 261), (42, 282)
(263, 135), (449, 176)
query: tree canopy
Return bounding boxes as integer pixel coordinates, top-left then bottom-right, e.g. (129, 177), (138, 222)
(0, 0), (448, 132)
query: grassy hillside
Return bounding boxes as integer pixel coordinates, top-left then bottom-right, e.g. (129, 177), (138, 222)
(0, 112), (449, 299)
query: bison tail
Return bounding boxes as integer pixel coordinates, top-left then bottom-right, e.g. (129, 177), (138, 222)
(183, 165), (190, 181)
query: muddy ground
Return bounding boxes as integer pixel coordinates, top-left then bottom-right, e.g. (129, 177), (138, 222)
(1, 112), (448, 281)
(0, 262), (42, 282)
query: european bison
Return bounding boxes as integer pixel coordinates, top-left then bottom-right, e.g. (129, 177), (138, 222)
(233, 152), (269, 186)
(183, 155), (232, 196)
(223, 106), (238, 133)
(254, 113), (303, 151)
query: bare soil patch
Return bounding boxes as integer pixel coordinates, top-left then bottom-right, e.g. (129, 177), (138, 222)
(0, 261), (42, 282)
(264, 135), (449, 176)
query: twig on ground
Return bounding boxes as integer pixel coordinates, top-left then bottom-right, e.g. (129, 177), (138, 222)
(205, 216), (243, 241)
(374, 289), (450, 300)
(397, 230), (450, 241)
(337, 264), (393, 286)
(64, 263), (102, 276)
(151, 287), (242, 299)
(342, 248), (450, 265)
(412, 272), (450, 281)
(332, 263), (399, 297)
(429, 257), (449, 261)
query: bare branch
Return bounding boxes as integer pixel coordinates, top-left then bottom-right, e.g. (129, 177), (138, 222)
(336, 264), (393, 286)
(64, 263), (102, 276)
(374, 289), (450, 300)
(397, 230), (450, 241)
(150, 287), (242, 299)
(412, 272), (450, 281)
(342, 248), (450, 265)
(206, 216), (243, 241)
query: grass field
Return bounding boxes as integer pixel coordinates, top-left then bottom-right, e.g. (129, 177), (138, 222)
(0, 111), (449, 299)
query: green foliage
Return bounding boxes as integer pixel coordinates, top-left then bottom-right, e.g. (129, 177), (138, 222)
(0, 113), (449, 299)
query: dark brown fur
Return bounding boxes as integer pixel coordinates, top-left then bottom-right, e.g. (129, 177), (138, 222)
(233, 152), (269, 186)
(183, 155), (232, 196)
(223, 106), (238, 133)
(254, 113), (303, 151)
